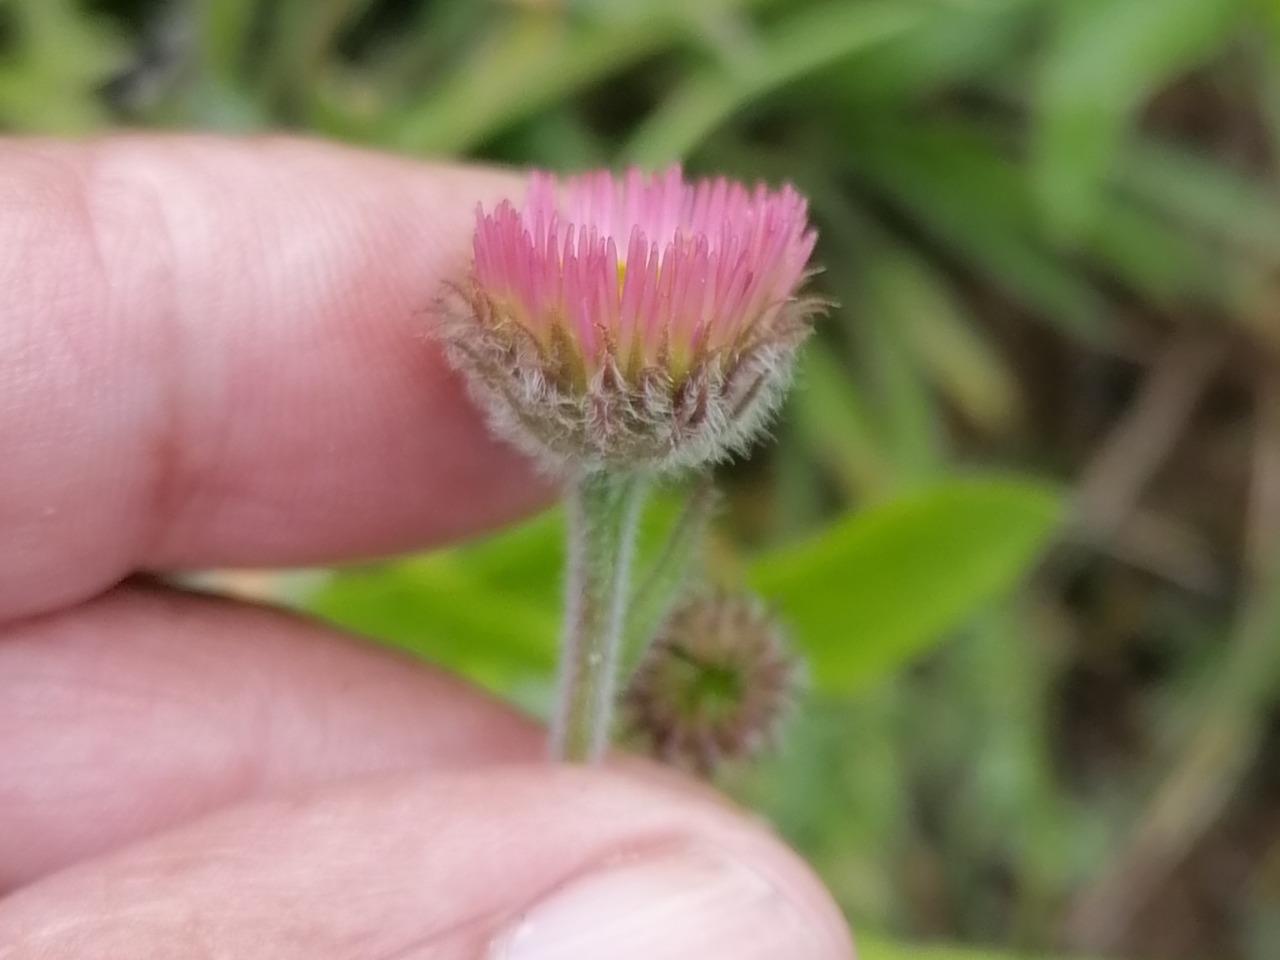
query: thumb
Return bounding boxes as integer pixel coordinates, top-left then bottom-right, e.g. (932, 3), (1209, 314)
(0, 766), (853, 960)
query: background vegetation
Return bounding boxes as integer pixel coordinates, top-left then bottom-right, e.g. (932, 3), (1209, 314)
(7, 0), (1280, 956)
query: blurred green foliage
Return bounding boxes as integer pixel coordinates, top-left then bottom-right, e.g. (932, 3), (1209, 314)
(10, 0), (1280, 957)
(749, 477), (1062, 692)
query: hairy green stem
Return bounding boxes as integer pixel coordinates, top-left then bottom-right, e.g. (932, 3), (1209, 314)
(550, 470), (647, 763)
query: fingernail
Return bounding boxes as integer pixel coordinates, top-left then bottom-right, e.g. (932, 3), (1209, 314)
(491, 845), (849, 960)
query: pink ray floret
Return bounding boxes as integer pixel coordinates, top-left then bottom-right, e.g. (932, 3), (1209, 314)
(471, 165), (818, 377)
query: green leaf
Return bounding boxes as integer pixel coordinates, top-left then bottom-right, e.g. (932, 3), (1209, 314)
(748, 477), (1063, 693)
(1032, 0), (1248, 244)
(307, 512), (563, 689)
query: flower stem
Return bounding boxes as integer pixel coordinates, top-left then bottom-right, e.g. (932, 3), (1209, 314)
(550, 470), (647, 763)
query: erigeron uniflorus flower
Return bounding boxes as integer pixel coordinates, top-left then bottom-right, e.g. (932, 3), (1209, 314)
(439, 165), (821, 474)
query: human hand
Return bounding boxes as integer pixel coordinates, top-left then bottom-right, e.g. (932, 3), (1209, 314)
(0, 136), (854, 959)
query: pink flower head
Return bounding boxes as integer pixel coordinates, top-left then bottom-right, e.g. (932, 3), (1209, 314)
(440, 165), (821, 474)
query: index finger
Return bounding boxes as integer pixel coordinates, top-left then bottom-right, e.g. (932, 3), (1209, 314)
(0, 135), (550, 623)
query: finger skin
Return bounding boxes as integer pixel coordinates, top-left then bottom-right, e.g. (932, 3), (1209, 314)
(0, 767), (854, 959)
(0, 136), (550, 623)
(0, 585), (541, 893)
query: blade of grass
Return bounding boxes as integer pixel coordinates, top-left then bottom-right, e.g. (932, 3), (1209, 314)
(841, 117), (1108, 341)
(870, 243), (1021, 436)
(391, 0), (769, 154)
(1032, 0), (1248, 244)
(792, 344), (898, 500)
(1115, 138), (1280, 259)
(264, 0), (381, 115)
(624, 0), (933, 164)
(816, 0), (1038, 105)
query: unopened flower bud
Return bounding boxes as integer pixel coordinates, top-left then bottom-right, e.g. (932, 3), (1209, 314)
(621, 590), (800, 776)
